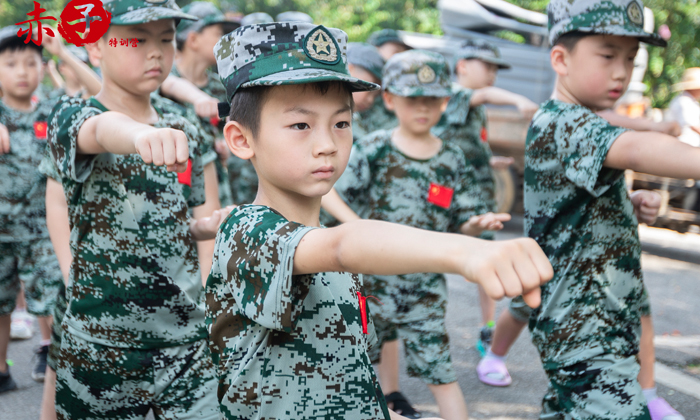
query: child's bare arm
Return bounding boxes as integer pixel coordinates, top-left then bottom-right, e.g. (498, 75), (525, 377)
(46, 178), (72, 284)
(459, 212), (511, 237)
(604, 130), (700, 179)
(77, 112), (189, 172)
(0, 123), (8, 154)
(294, 220), (553, 308)
(160, 75), (219, 119)
(597, 110), (681, 136)
(42, 33), (101, 96)
(470, 87), (538, 120)
(320, 188), (361, 223)
(46, 59), (64, 89)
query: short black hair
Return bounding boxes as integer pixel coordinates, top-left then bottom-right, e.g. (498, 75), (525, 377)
(228, 81), (355, 138)
(0, 36), (43, 56)
(554, 31), (591, 51)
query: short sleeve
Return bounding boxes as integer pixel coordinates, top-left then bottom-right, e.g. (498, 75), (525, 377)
(442, 86), (473, 126)
(47, 96), (102, 183)
(555, 109), (628, 197)
(38, 149), (61, 181)
(450, 152), (488, 233)
(333, 140), (373, 212)
(217, 207), (315, 331)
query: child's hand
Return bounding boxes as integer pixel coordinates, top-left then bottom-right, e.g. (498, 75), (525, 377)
(490, 156), (514, 170)
(461, 238), (553, 309)
(133, 127), (190, 172)
(462, 212), (511, 236)
(194, 96), (219, 119)
(190, 205), (236, 241)
(516, 97), (538, 121)
(630, 190), (662, 225)
(40, 28), (65, 57)
(0, 123), (9, 154)
(652, 121), (681, 137)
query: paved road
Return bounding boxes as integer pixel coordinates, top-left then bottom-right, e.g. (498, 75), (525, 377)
(1, 221), (699, 419)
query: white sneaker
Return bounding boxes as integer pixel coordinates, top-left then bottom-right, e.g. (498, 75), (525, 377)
(10, 310), (34, 340)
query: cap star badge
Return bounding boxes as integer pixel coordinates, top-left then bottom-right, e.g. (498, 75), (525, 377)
(627, 1), (643, 26)
(417, 65), (436, 84)
(304, 26), (340, 64)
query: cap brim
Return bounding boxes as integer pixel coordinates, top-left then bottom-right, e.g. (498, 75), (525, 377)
(111, 8), (199, 25)
(479, 56), (511, 69)
(572, 26), (667, 47)
(241, 68), (380, 92)
(385, 85), (452, 98)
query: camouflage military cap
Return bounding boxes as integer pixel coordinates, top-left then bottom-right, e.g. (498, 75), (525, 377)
(214, 23), (379, 103)
(0, 25), (42, 52)
(347, 42), (384, 81)
(176, 2), (239, 43)
(453, 38), (511, 70)
(104, 0), (198, 25)
(548, 0), (666, 47)
(367, 29), (409, 49)
(240, 12), (274, 26)
(383, 49), (451, 97)
(276, 11), (314, 23)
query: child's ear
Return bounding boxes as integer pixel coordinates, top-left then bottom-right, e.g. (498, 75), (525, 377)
(224, 121), (255, 160)
(550, 45), (569, 77)
(382, 91), (395, 111)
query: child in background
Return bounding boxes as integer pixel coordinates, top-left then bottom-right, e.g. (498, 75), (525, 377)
(347, 42), (386, 141)
(368, 29), (412, 61)
(322, 49), (512, 420)
(47, 0), (233, 417)
(208, 23), (552, 420)
(52, 46), (100, 99)
(433, 38), (538, 355)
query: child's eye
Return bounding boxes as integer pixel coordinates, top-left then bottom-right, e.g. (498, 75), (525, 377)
(162, 39), (173, 43)
(601, 54), (614, 60)
(137, 39), (146, 43)
(290, 123), (310, 130)
(335, 121), (350, 129)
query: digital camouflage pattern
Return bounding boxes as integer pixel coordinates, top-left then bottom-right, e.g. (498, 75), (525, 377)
(176, 1), (239, 43)
(352, 96), (398, 142)
(525, 99), (648, 416)
(47, 95), (209, 349)
(382, 49), (452, 98)
(166, 65), (233, 206)
(205, 205), (390, 420)
(214, 22), (378, 103)
(451, 38), (511, 69)
(433, 85), (496, 239)
(547, 0), (666, 47)
(0, 98), (57, 242)
(55, 332), (219, 420)
(104, 0), (197, 26)
(367, 29), (409, 49)
(348, 42), (385, 81)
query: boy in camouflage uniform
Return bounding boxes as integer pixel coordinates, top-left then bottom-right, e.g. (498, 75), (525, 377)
(208, 22), (553, 420)
(347, 42), (392, 141)
(47, 0), (235, 418)
(0, 25), (101, 390)
(433, 38), (539, 357)
(520, 0), (700, 418)
(322, 49), (511, 420)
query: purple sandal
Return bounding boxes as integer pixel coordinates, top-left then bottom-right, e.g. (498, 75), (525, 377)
(477, 357), (512, 387)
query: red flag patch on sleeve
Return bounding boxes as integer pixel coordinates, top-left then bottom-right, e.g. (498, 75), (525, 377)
(480, 126), (488, 143)
(427, 183), (454, 209)
(34, 121), (48, 139)
(177, 158), (193, 187)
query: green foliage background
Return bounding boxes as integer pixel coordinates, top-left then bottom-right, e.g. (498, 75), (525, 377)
(2, 0), (698, 108)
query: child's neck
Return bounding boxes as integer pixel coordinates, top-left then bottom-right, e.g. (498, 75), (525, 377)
(175, 51), (211, 87)
(95, 79), (158, 124)
(254, 181), (323, 227)
(456, 74), (482, 90)
(552, 78), (603, 112)
(1, 94), (34, 112)
(392, 125), (442, 160)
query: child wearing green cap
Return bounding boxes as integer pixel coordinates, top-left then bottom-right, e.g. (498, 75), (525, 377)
(46, 0), (235, 417)
(210, 23), (553, 420)
(321, 49), (514, 420)
(518, 0), (700, 418)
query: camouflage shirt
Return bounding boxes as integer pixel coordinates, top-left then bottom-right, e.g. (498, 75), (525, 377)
(0, 98), (57, 242)
(352, 96), (398, 141)
(433, 86), (497, 239)
(48, 95), (209, 349)
(524, 100), (644, 368)
(205, 205), (390, 420)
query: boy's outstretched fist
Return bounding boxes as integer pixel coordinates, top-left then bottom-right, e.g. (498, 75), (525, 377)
(0, 123), (9, 154)
(460, 237), (553, 309)
(630, 190), (662, 225)
(133, 126), (190, 172)
(190, 205), (236, 241)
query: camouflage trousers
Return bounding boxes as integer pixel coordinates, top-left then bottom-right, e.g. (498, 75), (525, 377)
(55, 332), (219, 420)
(48, 280), (68, 371)
(540, 354), (650, 420)
(368, 314), (456, 385)
(0, 238), (62, 316)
